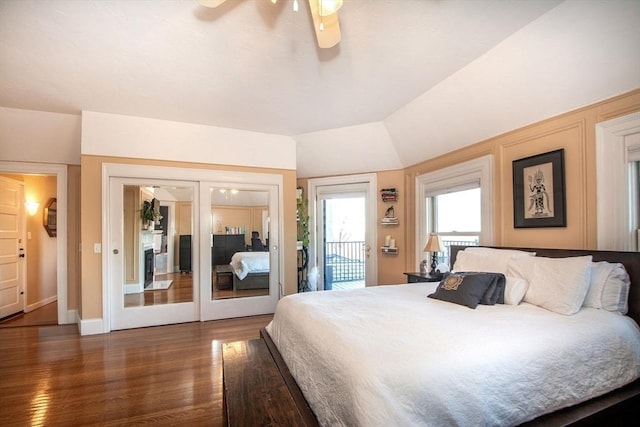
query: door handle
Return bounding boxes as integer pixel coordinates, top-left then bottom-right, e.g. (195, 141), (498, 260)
(19, 254), (25, 258)
(113, 249), (119, 254)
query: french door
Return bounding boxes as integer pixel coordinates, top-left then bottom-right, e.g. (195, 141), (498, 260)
(309, 174), (377, 290)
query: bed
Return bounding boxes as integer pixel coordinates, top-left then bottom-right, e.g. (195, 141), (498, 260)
(261, 246), (640, 426)
(230, 251), (270, 290)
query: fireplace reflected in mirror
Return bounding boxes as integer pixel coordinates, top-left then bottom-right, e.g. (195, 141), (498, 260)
(123, 184), (194, 308)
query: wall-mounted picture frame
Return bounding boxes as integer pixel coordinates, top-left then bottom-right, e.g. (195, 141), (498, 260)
(512, 149), (566, 228)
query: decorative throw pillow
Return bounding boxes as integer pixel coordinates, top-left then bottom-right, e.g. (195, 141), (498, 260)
(428, 272), (505, 309)
(583, 261), (630, 315)
(508, 255), (592, 315)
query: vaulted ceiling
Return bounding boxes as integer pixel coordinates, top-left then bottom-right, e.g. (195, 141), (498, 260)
(1, 1), (638, 177)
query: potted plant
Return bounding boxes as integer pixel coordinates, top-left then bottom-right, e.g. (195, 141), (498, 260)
(296, 187), (309, 248)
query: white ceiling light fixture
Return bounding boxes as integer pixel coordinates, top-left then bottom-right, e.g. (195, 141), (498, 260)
(196, 0), (341, 49)
(317, 0), (343, 16)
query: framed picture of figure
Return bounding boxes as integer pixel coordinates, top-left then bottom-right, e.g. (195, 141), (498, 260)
(512, 149), (566, 228)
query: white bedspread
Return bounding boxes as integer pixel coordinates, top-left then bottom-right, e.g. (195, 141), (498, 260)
(230, 251), (269, 280)
(265, 283), (640, 427)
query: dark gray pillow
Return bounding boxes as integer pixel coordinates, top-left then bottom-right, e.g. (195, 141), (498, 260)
(478, 273), (506, 305)
(428, 272), (505, 309)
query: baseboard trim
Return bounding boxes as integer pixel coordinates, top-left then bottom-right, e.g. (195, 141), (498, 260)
(124, 283), (143, 294)
(25, 296), (57, 313)
(79, 317), (105, 336)
(66, 309), (78, 324)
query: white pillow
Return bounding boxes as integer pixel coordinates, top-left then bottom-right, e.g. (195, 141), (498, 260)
(584, 261), (630, 315)
(508, 255), (593, 315)
(464, 247), (536, 258)
(504, 276), (529, 305)
(453, 251), (510, 274)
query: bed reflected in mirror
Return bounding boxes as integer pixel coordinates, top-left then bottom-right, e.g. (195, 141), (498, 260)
(210, 188), (270, 301)
(122, 184), (194, 308)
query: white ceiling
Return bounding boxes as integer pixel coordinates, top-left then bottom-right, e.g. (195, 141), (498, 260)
(1, 0), (639, 176)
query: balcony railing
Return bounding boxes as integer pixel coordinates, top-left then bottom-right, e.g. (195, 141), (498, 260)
(324, 241), (365, 283)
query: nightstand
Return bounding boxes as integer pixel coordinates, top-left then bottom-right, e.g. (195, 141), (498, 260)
(404, 272), (443, 283)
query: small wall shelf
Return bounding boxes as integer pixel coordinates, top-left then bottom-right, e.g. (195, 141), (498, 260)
(380, 188), (398, 203)
(380, 247), (398, 254)
(380, 218), (399, 225)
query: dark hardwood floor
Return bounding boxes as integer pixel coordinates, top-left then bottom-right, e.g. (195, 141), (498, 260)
(0, 314), (273, 426)
(0, 301), (58, 328)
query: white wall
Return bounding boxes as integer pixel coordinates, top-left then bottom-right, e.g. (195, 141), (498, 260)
(81, 111), (296, 169)
(0, 107), (81, 164)
(295, 122), (403, 178)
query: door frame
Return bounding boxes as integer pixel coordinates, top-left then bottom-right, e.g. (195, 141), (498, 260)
(0, 161), (69, 324)
(102, 163), (284, 332)
(308, 173), (378, 288)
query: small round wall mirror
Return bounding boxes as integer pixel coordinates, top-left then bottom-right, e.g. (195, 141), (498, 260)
(43, 198), (57, 237)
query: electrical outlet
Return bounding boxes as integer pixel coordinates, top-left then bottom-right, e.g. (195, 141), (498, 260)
(94, 243), (101, 253)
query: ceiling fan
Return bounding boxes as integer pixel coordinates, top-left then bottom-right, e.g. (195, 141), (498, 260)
(196, 0), (343, 48)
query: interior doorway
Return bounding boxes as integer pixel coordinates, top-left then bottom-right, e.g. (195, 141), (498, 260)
(0, 161), (69, 325)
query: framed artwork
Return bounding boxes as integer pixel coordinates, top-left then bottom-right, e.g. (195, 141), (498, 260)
(512, 149), (566, 228)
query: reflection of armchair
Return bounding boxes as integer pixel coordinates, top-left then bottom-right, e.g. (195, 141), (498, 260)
(251, 231), (266, 251)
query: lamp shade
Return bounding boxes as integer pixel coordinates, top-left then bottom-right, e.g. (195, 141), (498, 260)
(424, 233), (443, 253)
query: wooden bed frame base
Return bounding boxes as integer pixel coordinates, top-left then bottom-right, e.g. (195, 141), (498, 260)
(250, 246), (640, 426)
(233, 272), (269, 291)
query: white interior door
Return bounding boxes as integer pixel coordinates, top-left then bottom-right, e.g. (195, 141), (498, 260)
(199, 180), (281, 321)
(108, 177), (198, 330)
(0, 177), (25, 318)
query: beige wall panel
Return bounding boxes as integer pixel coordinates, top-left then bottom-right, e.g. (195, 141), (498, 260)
(376, 169), (406, 285)
(212, 206), (251, 245)
(123, 186), (139, 284)
(66, 165), (81, 312)
(499, 116), (588, 249)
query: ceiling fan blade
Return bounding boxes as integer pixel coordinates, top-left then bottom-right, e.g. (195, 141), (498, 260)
(308, 0), (341, 48)
(196, 0), (228, 8)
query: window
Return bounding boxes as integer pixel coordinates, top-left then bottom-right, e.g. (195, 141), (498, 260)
(427, 188), (481, 266)
(595, 112), (640, 251)
(416, 156), (493, 269)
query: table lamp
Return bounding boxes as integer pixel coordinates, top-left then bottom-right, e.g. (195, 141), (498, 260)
(424, 233), (444, 276)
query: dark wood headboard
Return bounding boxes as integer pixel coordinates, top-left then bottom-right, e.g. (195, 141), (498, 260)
(450, 246), (640, 325)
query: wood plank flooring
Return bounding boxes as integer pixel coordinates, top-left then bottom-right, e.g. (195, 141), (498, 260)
(0, 315), (273, 426)
(0, 302), (57, 328)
